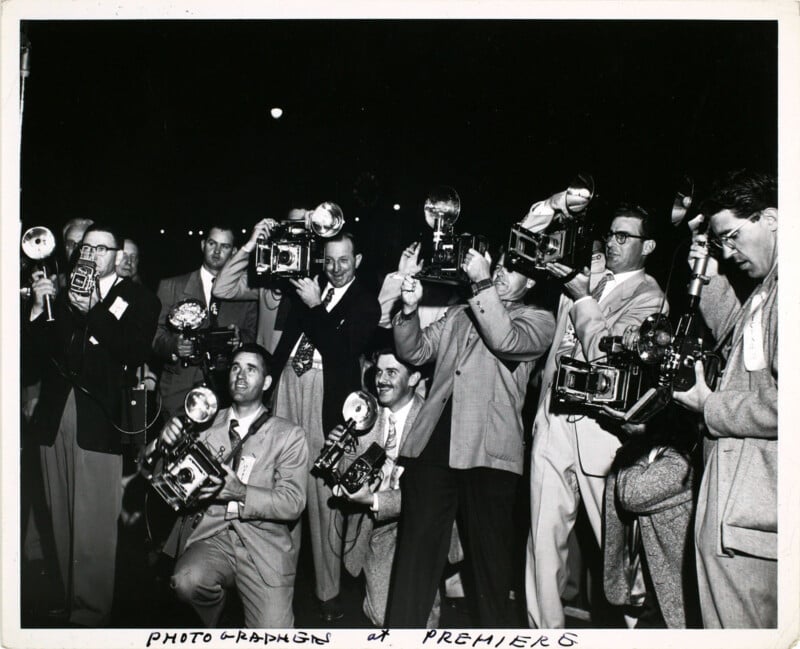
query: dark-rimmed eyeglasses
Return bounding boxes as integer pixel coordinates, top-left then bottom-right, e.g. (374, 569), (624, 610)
(604, 231), (646, 245)
(80, 243), (120, 256)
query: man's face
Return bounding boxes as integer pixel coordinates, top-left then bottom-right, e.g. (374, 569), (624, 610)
(493, 254), (534, 302)
(116, 240), (140, 278)
(374, 353), (419, 411)
(710, 208), (777, 279)
(201, 228), (236, 273)
(324, 238), (361, 288)
(605, 215), (651, 274)
(80, 230), (121, 279)
(228, 351), (270, 405)
(64, 223), (90, 261)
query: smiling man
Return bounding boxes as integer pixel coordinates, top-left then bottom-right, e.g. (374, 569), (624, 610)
(269, 231), (380, 621)
(331, 345), (440, 626)
(162, 343), (308, 628)
(674, 170), (778, 628)
(523, 201), (667, 629)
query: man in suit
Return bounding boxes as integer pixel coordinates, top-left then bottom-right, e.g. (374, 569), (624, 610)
(524, 201), (667, 629)
(331, 346), (439, 627)
(153, 225), (257, 418)
(386, 250), (556, 628)
(163, 343), (308, 628)
(674, 170), (777, 628)
(269, 230), (380, 620)
(27, 223), (160, 626)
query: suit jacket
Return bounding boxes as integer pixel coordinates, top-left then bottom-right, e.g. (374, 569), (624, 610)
(535, 272), (667, 476)
(30, 276), (161, 454)
(699, 266), (778, 560)
(604, 446), (696, 628)
(174, 408), (309, 587)
(212, 247), (288, 354)
(341, 394), (425, 577)
(393, 287), (555, 475)
(153, 269), (257, 415)
(271, 277), (381, 435)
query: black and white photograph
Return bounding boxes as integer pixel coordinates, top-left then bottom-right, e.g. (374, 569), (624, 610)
(2, 1), (798, 648)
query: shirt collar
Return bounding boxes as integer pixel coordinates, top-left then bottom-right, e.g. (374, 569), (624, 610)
(228, 404), (265, 439)
(97, 272), (120, 300)
(386, 396), (414, 433)
(608, 268), (644, 285)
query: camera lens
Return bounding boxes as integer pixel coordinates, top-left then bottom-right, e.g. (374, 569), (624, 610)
(177, 467), (195, 484)
(277, 249), (295, 265)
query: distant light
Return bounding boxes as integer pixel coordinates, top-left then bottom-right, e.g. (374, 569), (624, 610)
(393, 203), (401, 211)
(198, 230), (204, 236)
(188, 230), (193, 236)
(159, 229), (165, 234)
(242, 228), (247, 234)
(270, 107), (283, 119)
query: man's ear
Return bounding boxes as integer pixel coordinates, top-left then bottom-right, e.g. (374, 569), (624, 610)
(762, 207), (778, 231)
(114, 249), (124, 269)
(354, 253), (363, 269)
(262, 375), (273, 393)
(525, 277), (536, 291)
(642, 239), (656, 256)
(408, 370), (422, 389)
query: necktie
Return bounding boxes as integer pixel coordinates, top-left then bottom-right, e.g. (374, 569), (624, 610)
(591, 271), (614, 302)
(208, 277), (220, 327)
(380, 413), (398, 487)
(291, 288), (335, 376)
(228, 418), (241, 472)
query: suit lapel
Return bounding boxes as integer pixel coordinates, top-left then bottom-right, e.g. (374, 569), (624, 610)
(182, 270), (205, 304)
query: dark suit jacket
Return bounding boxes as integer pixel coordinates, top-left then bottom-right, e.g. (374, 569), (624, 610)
(30, 276), (161, 454)
(153, 269), (257, 416)
(271, 277), (380, 435)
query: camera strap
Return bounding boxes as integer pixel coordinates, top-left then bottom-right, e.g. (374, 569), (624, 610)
(222, 408), (271, 465)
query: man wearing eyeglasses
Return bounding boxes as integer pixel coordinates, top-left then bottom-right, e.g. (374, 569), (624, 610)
(27, 223), (160, 625)
(153, 225), (257, 418)
(522, 199), (667, 628)
(674, 170), (777, 628)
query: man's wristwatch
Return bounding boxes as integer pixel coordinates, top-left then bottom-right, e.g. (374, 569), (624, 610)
(470, 278), (494, 296)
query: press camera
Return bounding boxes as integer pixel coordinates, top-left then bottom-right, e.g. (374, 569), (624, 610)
(554, 310), (722, 423)
(254, 202), (344, 278)
(506, 173), (596, 276)
(415, 186), (488, 285)
(312, 391), (386, 491)
(167, 299), (238, 372)
(139, 387), (225, 511)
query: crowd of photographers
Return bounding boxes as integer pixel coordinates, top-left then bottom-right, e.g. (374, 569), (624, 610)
(20, 168), (777, 631)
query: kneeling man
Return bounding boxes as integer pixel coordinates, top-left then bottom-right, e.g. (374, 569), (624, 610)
(161, 343), (308, 628)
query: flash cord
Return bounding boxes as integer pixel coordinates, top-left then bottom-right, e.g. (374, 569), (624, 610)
(47, 352), (163, 436)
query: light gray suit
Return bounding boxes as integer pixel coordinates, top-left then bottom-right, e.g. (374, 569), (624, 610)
(168, 407), (308, 628)
(525, 271), (667, 628)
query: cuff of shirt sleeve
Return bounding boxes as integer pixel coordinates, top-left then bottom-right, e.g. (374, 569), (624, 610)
(370, 493), (379, 512)
(573, 295), (593, 307)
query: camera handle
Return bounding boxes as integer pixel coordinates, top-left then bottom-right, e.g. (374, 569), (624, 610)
(36, 263), (55, 322)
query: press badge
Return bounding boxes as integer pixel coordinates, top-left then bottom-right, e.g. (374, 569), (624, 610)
(743, 292), (767, 372)
(226, 455), (256, 518)
(108, 296), (129, 320)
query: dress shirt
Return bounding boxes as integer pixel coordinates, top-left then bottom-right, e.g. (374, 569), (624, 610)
(383, 397), (414, 456)
(199, 266), (216, 307)
(97, 272), (121, 301)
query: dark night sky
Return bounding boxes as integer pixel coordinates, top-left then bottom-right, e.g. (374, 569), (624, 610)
(19, 19), (777, 289)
